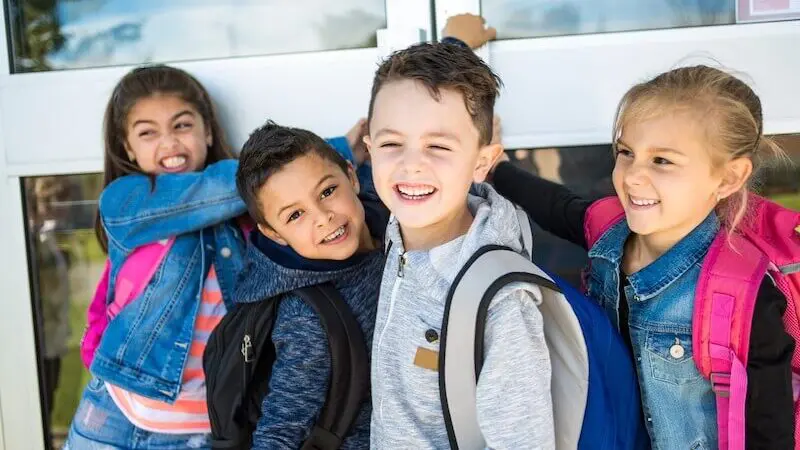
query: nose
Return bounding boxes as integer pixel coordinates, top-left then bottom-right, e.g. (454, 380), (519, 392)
(158, 132), (179, 150)
(623, 161), (649, 188)
(314, 208), (335, 228)
(399, 146), (425, 174)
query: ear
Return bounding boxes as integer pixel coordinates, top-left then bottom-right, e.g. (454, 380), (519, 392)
(363, 135), (372, 155)
(716, 157), (753, 201)
(257, 222), (288, 246)
(206, 128), (213, 147)
(346, 161), (361, 195)
(473, 143), (504, 183)
(123, 141), (136, 161)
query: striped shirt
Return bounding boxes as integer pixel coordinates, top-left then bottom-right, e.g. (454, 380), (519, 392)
(106, 265), (226, 434)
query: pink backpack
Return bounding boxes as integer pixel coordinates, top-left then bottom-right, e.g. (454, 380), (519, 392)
(80, 239), (174, 369)
(584, 195), (800, 450)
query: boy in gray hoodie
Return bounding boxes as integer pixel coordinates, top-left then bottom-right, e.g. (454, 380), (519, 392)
(364, 42), (556, 449)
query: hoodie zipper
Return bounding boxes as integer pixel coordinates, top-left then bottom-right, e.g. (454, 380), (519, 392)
(377, 248), (407, 424)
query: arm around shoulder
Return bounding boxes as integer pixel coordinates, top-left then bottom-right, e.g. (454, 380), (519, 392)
(99, 159), (245, 248)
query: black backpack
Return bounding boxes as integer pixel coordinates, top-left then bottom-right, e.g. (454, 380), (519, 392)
(203, 283), (369, 450)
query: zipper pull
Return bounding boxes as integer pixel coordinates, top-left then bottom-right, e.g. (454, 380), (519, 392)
(397, 252), (407, 278)
(241, 334), (254, 363)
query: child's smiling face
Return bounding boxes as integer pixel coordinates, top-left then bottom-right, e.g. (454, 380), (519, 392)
(612, 110), (743, 247)
(124, 94), (211, 174)
(366, 79), (501, 245)
(256, 153), (369, 261)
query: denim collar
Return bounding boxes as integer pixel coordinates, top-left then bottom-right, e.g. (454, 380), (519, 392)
(588, 212), (720, 301)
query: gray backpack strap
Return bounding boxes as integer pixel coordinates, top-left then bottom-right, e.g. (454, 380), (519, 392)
(438, 245), (557, 450)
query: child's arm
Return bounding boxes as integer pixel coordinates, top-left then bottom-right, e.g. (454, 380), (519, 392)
(99, 159), (245, 250)
(492, 160), (591, 249)
(476, 286), (556, 449)
(252, 298), (335, 449)
(441, 13), (496, 49)
(745, 279), (795, 448)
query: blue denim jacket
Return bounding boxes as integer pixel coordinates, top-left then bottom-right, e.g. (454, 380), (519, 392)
(91, 139), (359, 403)
(91, 160), (248, 402)
(585, 212), (720, 450)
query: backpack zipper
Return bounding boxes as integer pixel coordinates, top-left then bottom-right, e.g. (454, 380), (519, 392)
(242, 308), (256, 363)
(241, 334), (254, 363)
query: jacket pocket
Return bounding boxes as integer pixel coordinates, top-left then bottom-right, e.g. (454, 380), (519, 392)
(645, 331), (704, 385)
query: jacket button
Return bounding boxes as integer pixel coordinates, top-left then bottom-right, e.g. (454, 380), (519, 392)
(425, 329), (439, 343)
(220, 247), (232, 258)
(669, 343), (685, 359)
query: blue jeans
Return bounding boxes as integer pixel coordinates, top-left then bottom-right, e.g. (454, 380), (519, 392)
(64, 377), (210, 449)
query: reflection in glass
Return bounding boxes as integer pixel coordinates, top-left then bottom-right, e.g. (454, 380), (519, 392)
(505, 134), (800, 285)
(482, 0), (735, 39)
(24, 173), (104, 449)
(7, 0), (386, 73)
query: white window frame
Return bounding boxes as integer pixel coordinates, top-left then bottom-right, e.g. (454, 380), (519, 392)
(0, 1), (432, 448)
(436, 0), (800, 149)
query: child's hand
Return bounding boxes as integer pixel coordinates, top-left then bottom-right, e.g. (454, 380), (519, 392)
(346, 118), (369, 165)
(443, 14), (497, 49)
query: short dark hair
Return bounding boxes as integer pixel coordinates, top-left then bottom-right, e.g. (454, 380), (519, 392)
(367, 42), (502, 146)
(236, 120), (349, 225)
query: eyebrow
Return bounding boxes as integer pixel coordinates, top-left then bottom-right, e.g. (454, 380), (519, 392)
(275, 174), (336, 218)
(374, 128), (461, 143)
(617, 139), (686, 157)
(426, 131), (461, 144)
(131, 110), (195, 128)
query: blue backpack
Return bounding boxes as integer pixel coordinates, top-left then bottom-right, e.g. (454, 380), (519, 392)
(438, 210), (650, 449)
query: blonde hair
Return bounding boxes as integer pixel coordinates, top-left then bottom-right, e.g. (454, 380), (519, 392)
(612, 65), (788, 232)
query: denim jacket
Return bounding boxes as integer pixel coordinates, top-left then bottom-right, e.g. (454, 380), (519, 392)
(91, 160), (248, 402)
(90, 137), (362, 403)
(585, 212), (720, 450)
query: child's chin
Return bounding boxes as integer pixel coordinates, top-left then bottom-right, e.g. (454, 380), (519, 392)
(393, 209), (438, 230)
(318, 242), (359, 260)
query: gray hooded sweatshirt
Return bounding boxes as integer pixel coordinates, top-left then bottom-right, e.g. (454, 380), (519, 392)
(370, 183), (556, 449)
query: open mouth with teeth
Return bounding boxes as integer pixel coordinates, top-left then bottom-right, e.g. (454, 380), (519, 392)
(160, 155), (189, 172)
(320, 224), (349, 245)
(628, 195), (661, 209)
(395, 183), (437, 203)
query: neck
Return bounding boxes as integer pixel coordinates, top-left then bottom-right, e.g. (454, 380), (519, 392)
(357, 224), (377, 253)
(623, 213), (711, 274)
(400, 203), (474, 251)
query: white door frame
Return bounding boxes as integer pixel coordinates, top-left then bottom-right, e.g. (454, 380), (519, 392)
(0, 1), (432, 448)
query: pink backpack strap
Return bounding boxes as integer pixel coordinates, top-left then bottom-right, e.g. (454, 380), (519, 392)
(693, 231), (769, 450)
(79, 238), (174, 369)
(80, 260), (111, 369)
(109, 238), (175, 319)
(584, 196), (626, 249)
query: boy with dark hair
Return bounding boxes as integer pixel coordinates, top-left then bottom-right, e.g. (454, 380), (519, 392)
(233, 120), (387, 449)
(365, 41), (556, 448)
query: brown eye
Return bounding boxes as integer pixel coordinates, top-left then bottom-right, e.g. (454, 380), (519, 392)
(287, 210), (302, 223)
(321, 185), (337, 199)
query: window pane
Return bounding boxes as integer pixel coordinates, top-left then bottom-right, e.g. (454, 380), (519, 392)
(23, 173), (104, 449)
(504, 134), (800, 285)
(481, 0), (800, 40)
(8, 0), (387, 73)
